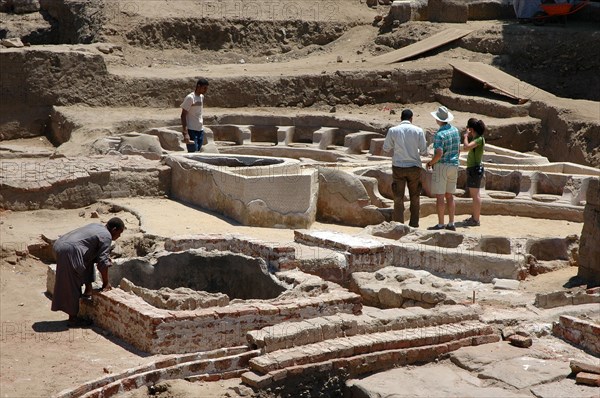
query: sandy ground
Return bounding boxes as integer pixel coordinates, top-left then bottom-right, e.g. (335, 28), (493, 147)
(0, 197), (585, 397)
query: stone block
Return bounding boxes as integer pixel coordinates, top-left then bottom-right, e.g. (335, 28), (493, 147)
(578, 200), (600, 287)
(585, 178), (599, 206)
(572, 291), (600, 305)
(378, 286), (404, 308)
(421, 290), (447, 304)
(493, 278), (520, 290)
(144, 127), (186, 151)
(241, 371), (273, 389)
(369, 138), (385, 156)
(570, 360), (600, 375)
(575, 372), (600, 387)
(508, 334), (532, 348)
(344, 131), (384, 154)
(388, 0), (428, 23)
(389, 0), (413, 23)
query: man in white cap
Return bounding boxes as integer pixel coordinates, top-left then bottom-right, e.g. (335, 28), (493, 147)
(426, 106), (460, 231)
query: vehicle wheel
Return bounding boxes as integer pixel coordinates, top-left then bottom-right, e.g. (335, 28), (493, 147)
(533, 11), (548, 26)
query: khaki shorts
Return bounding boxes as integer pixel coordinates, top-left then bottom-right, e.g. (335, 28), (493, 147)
(431, 163), (458, 195)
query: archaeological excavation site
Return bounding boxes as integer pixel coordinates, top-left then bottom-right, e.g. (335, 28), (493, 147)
(1, 0), (599, 397)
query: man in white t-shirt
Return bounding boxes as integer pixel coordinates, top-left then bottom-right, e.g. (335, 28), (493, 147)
(180, 78), (209, 152)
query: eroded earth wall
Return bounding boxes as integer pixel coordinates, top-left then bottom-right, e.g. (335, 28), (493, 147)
(578, 177), (600, 288)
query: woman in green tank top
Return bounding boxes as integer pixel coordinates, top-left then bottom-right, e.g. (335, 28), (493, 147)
(462, 118), (486, 227)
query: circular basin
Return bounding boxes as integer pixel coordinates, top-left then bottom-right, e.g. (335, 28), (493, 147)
(487, 191), (517, 200)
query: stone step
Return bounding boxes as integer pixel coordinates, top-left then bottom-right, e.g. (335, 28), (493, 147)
(435, 88), (530, 118)
(248, 321), (494, 374)
(247, 305), (481, 353)
(293, 229), (393, 274)
(242, 324), (499, 388)
(56, 346), (256, 398)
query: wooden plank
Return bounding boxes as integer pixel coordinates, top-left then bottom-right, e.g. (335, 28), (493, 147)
(450, 60), (550, 103)
(371, 28), (472, 64)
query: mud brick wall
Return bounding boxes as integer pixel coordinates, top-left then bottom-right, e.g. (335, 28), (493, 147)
(81, 288), (361, 355)
(553, 315), (600, 356)
(164, 234), (296, 270)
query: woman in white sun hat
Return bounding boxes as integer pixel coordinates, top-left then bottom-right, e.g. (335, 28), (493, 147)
(426, 106), (461, 231)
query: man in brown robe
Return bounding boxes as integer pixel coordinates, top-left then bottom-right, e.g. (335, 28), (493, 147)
(51, 217), (125, 327)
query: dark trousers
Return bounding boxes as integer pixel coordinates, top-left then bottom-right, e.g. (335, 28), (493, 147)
(186, 129), (205, 153)
(392, 166), (422, 227)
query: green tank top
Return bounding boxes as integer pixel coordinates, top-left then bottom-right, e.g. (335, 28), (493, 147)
(466, 136), (485, 167)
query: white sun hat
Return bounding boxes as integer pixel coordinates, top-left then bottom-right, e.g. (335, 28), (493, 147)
(431, 106), (454, 122)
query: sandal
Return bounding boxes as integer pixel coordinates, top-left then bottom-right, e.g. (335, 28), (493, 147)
(463, 217), (480, 227)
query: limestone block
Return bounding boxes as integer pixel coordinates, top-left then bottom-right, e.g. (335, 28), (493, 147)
(357, 283), (382, 307)
(572, 291), (600, 305)
(493, 278), (520, 290)
(401, 286), (423, 302)
(46, 264), (56, 295)
(357, 168), (394, 200)
(576, 372), (600, 387)
(344, 131), (384, 154)
(144, 127), (185, 151)
(388, 0), (414, 23)
(118, 133), (164, 160)
(313, 127), (339, 150)
(378, 286), (404, 308)
(420, 290), (446, 304)
(317, 167), (385, 227)
(241, 371), (273, 389)
(1, 38), (24, 48)
(277, 126), (294, 145)
(358, 175), (386, 208)
(364, 221), (412, 240)
(585, 178), (600, 206)
(570, 360), (600, 375)
(369, 138), (385, 156)
(478, 236), (511, 255)
(428, 0), (468, 23)
(544, 291), (573, 308)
